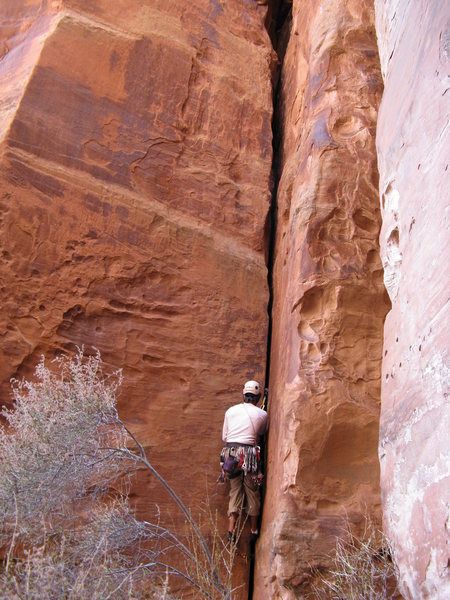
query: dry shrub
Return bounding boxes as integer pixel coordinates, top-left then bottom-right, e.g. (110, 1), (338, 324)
(311, 520), (401, 600)
(0, 349), (233, 599)
(185, 495), (248, 599)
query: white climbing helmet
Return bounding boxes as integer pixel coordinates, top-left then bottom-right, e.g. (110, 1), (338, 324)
(243, 380), (261, 395)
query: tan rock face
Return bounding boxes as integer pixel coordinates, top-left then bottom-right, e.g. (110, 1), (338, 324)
(6, 2), (447, 598)
(375, 2), (450, 598)
(0, 1), (274, 595)
(254, 1), (390, 597)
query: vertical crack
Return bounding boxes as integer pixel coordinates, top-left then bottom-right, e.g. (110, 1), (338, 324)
(263, 0), (292, 395)
(248, 3), (293, 599)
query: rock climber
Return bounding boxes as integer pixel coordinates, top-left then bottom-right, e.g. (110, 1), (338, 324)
(221, 380), (268, 543)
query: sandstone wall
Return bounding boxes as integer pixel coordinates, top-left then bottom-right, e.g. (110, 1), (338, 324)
(375, 2), (450, 598)
(0, 1), (275, 595)
(254, 1), (390, 596)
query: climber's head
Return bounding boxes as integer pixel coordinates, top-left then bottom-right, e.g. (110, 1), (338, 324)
(243, 380), (261, 403)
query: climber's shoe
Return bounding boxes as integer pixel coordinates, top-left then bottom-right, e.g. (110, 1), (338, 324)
(250, 530), (259, 544)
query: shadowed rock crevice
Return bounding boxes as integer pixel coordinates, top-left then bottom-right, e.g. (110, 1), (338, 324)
(247, 6), (293, 598)
(262, 0), (293, 393)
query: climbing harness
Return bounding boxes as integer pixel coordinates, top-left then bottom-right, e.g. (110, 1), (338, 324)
(220, 444), (261, 477)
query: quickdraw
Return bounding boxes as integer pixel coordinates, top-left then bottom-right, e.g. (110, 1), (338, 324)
(220, 445), (261, 476)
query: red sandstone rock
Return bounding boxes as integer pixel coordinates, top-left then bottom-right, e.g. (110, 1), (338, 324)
(0, 1), (275, 596)
(254, 1), (390, 597)
(376, 2), (450, 598)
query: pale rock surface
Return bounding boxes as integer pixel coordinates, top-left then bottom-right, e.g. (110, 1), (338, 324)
(375, 1), (450, 598)
(0, 1), (275, 595)
(254, 1), (390, 597)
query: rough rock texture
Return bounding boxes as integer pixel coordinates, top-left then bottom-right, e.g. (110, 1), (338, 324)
(254, 1), (390, 597)
(375, 2), (450, 598)
(0, 1), (275, 595)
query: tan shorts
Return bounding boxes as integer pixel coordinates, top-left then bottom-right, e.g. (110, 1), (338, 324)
(228, 471), (260, 517)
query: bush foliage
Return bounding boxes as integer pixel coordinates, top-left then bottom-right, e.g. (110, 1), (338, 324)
(0, 350), (234, 599)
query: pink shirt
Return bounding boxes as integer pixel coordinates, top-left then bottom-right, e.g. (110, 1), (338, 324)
(222, 403), (268, 445)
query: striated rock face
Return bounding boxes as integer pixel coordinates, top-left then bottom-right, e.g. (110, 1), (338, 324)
(0, 1), (274, 594)
(254, 1), (390, 596)
(376, 2), (450, 598)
